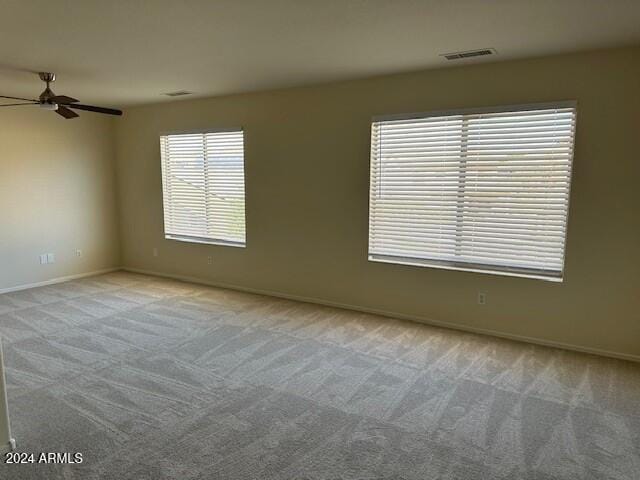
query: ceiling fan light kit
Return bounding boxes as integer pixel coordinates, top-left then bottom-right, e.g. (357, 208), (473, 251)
(0, 72), (123, 119)
(40, 103), (58, 111)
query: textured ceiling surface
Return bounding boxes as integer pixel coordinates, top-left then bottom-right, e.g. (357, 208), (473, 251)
(1, 0), (639, 106)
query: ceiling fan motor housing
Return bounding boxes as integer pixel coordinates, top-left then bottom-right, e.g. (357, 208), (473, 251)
(38, 72), (56, 103)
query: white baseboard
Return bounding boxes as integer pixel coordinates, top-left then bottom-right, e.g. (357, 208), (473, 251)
(0, 438), (16, 453)
(123, 266), (640, 363)
(0, 267), (121, 294)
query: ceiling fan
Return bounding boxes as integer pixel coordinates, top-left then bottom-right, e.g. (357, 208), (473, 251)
(0, 72), (122, 119)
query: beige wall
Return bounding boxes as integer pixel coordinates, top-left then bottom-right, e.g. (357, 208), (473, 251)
(0, 108), (120, 290)
(115, 46), (640, 359)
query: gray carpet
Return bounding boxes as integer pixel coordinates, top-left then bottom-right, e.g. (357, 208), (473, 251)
(0, 271), (638, 479)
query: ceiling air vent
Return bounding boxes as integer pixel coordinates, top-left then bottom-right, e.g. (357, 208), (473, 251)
(164, 90), (193, 97)
(441, 48), (497, 60)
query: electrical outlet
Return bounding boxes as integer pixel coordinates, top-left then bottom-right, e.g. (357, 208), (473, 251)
(478, 292), (486, 305)
(47, 253), (55, 263)
(75, 249), (83, 257)
(39, 254), (48, 265)
(207, 255), (213, 265)
(153, 247), (158, 257)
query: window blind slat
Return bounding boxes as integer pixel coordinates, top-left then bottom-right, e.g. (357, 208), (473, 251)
(368, 103), (576, 280)
(160, 130), (246, 246)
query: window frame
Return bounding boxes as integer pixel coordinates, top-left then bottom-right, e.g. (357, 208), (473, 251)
(159, 127), (247, 248)
(368, 101), (577, 282)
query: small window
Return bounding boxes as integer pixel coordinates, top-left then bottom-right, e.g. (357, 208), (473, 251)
(160, 129), (246, 247)
(368, 102), (577, 281)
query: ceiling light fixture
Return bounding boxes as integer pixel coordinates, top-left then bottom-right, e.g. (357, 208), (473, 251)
(39, 102), (58, 111)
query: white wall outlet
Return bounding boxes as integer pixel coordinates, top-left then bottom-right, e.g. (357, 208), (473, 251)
(75, 249), (83, 257)
(153, 247), (158, 257)
(47, 253), (55, 264)
(207, 255), (213, 265)
(478, 292), (487, 305)
(39, 254), (48, 265)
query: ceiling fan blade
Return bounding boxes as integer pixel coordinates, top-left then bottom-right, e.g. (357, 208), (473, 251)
(49, 95), (78, 104)
(68, 103), (122, 116)
(56, 105), (79, 119)
(0, 102), (38, 107)
(0, 95), (38, 102)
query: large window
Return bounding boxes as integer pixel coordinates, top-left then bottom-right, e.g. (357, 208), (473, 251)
(368, 102), (577, 280)
(160, 129), (246, 247)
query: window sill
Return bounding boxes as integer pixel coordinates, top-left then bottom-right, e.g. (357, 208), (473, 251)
(165, 234), (246, 248)
(368, 254), (563, 282)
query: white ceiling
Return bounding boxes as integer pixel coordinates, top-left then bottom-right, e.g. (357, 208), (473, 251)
(1, 0), (639, 107)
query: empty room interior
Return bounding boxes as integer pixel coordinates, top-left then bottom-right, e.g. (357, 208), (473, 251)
(0, 1), (639, 479)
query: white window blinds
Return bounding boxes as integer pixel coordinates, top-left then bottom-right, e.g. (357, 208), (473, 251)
(368, 102), (577, 280)
(160, 129), (246, 247)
